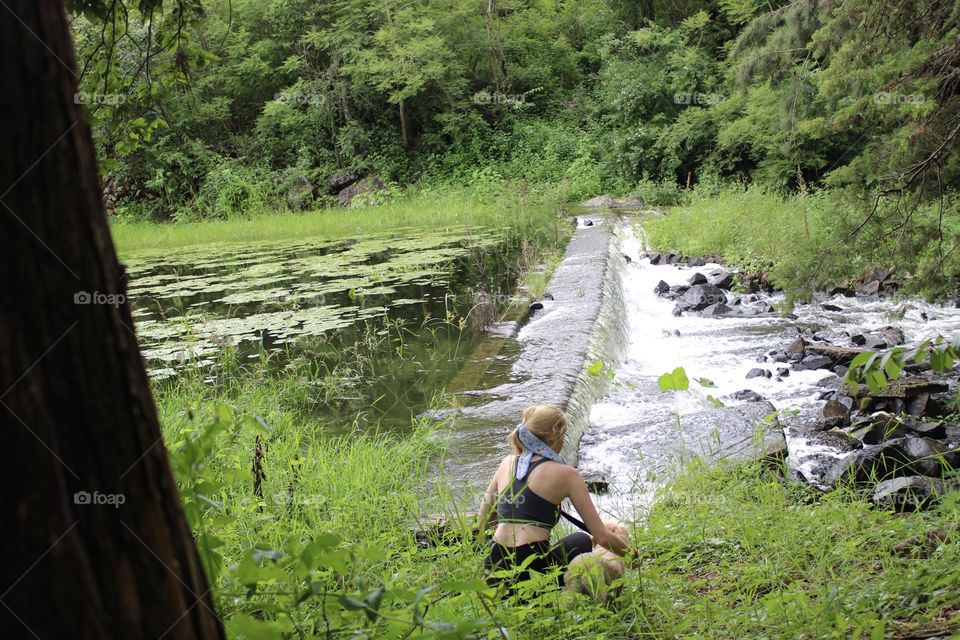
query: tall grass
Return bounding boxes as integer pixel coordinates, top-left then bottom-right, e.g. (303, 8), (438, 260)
(641, 184), (960, 300)
(156, 360), (960, 638)
(112, 184), (561, 255)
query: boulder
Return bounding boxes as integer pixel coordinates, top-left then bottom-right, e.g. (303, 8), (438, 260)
(855, 280), (881, 297)
(728, 389), (766, 402)
(285, 173), (315, 211)
(872, 476), (956, 512)
(806, 430), (863, 453)
(820, 399), (851, 426)
(338, 175), (386, 207)
(688, 272), (707, 285)
(326, 169), (360, 192)
(806, 344), (866, 365)
(701, 302), (732, 317)
(797, 354), (834, 371)
(746, 368), (771, 380)
(582, 194), (615, 208)
(679, 284), (727, 311)
(708, 271), (735, 289)
(850, 326), (905, 350)
(786, 336), (806, 357)
(687, 257), (706, 268)
(653, 280), (670, 296)
(824, 436), (960, 487)
(827, 285), (855, 297)
(822, 303), (843, 312)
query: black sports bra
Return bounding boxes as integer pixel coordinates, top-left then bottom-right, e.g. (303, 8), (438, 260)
(495, 457), (561, 530)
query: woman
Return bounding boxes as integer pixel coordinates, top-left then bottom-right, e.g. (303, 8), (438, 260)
(477, 404), (629, 587)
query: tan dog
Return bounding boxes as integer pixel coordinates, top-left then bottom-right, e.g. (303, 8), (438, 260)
(563, 520), (628, 601)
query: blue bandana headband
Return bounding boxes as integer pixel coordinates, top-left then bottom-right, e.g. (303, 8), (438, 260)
(515, 423), (564, 480)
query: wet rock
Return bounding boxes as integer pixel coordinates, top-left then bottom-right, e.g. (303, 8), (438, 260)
(833, 365), (849, 378)
(543, 293), (555, 301)
(775, 366), (790, 377)
(709, 271), (735, 289)
(817, 376), (842, 390)
(648, 252), (664, 265)
(529, 301), (544, 312)
(796, 354), (834, 371)
(653, 280), (670, 295)
(806, 430), (863, 453)
(824, 436), (960, 487)
(582, 194), (615, 208)
(728, 390), (766, 402)
(338, 175), (386, 206)
(855, 280), (881, 297)
(828, 285), (856, 297)
(901, 437), (958, 477)
(701, 302), (732, 317)
(285, 173), (315, 210)
(786, 336), (806, 357)
(687, 257), (707, 268)
(746, 368), (771, 379)
(822, 303), (843, 312)
(688, 272), (707, 285)
(582, 474), (610, 493)
(850, 326), (904, 350)
(873, 476), (957, 512)
(583, 219), (594, 227)
(622, 253), (633, 263)
(678, 284), (727, 312)
(326, 169), (360, 192)
(754, 301), (774, 314)
(820, 399), (851, 427)
(850, 379), (948, 399)
(806, 344), (865, 365)
(672, 305), (683, 317)
(611, 196), (645, 210)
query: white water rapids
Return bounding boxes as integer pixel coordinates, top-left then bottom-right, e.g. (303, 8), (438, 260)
(577, 222), (960, 522)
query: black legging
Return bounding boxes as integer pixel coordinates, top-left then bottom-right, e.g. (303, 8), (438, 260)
(484, 531), (593, 588)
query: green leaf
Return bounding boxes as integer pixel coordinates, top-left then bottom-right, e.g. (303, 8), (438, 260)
(338, 596), (367, 611)
(706, 394), (725, 408)
(226, 613), (282, 640)
(587, 360), (604, 376)
(658, 367), (689, 391)
(696, 377), (718, 388)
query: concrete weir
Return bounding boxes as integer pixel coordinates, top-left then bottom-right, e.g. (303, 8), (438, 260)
(454, 214), (629, 470)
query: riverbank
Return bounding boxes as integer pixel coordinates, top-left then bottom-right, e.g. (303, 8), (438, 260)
(155, 369), (960, 637)
(111, 185), (561, 255)
(641, 185), (960, 301)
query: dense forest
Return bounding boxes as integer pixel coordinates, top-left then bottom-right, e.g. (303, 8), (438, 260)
(71, 0), (960, 296)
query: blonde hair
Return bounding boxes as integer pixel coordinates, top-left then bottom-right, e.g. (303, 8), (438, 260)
(508, 404), (567, 454)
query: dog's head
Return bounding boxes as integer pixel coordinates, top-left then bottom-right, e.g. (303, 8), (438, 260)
(563, 551), (625, 602)
(602, 520), (628, 540)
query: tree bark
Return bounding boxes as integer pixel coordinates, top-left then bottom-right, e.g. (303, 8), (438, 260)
(399, 97), (409, 147)
(0, 2), (225, 639)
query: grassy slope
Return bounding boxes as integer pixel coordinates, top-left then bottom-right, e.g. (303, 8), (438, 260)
(111, 186), (559, 255)
(157, 363), (960, 639)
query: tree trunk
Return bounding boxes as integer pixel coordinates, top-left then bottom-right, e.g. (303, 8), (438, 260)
(0, 2), (225, 639)
(399, 97), (409, 147)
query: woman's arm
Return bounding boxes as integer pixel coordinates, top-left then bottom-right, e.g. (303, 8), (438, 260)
(564, 468), (629, 556)
(476, 456), (510, 531)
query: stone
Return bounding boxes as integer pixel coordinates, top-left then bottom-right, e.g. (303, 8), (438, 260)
(285, 173), (315, 211)
(746, 368), (771, 379)
(824, 436), (960, 487)
(822, 303), (843, 311)
(807, 430), (863, 453)
(805, 344), (866, 365)
(709, 271), (735, 289)
(529, 301), (544, 312)
(611, 196), (645, 209)
(797, 354), (834, 371)
(688, 272), (707, 285)
(728, 390), (766, 402)
(850, 379), (949, 399)
(338, 175), (386, 207)
(786, 336), (806, 356)
(326, 169), (360, 192)
(582, 194), (615, 208)
(820, 399), (851, 426)
(701, 302), (732, 317)
(900, 437), (958, 477)
(672, 305), (683, 317)
(679, 284), (727, 312)
(654, 280), (670, 296)
(855, 280), (881, 296)
(872, 476), (956, 512)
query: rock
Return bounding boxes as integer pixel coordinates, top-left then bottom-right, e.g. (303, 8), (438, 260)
(824, 436), (960, 487)
(754, 301), (774, 314)
(817, 376), (842, 390)
(872, 476), (956, 512)
(654, 280), (670, 296)
(850, 379), (949, 399)
(820, 399), (851, 426)
(648, 252), (664, 265)
(862, 266), (892, 284)
(901, 437), (958, 477)
(679, 284), (727, 311)
(806, 344), (866, 365)
(285, 173), (315, 211)
(687, 257), (706, 268)
(728, 390), (766, 402)
(822, 303), (843, 312)
(709, 271), (735, 289)
(701, 302), (732, 317)
(806, 430), (863, 453)
(582, 473), (610, 493)
(670, 284), (690, 296)
(746, 368), (771, 380)
(827, 285), (855, 297)
(543, 293), (555, 301)
(326, 169), (360, 192)
(529, 301), (544, 312)
(338, 175), (386, 207)
(855, 280), (881, 297)
(583, 219), (594, 226)
(850, 326), (905, 350)
(672, 305), (683, 317)
(622, 253), (633, 263)
(688, 272), (707, 285)
(611, 196), (645, 209)
(775, 366), (790, 377)
(582, 194), (615, 208)
(797, 354), (834, 371)
(786, 336), (806, 357)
